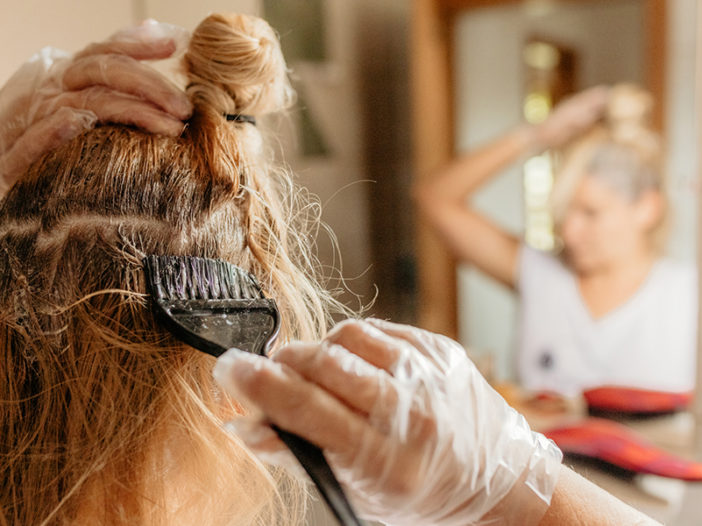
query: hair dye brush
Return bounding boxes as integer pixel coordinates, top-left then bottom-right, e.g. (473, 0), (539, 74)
(143, 255), (365, 526)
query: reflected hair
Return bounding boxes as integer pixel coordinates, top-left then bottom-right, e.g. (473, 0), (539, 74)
(551, 84), (669, 253)
(0, 13), (343, 526)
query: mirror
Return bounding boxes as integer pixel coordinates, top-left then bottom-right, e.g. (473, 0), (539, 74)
(456, 0), (698, 379)
(411, 2), (700, 520)
(412, 0), (698, 381)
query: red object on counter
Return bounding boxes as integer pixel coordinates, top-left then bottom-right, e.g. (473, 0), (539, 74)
(583, 387), (692, 414)
(544, 418), (702, 481)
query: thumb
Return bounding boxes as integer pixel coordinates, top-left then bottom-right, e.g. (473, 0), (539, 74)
(0, 107), (96, 192)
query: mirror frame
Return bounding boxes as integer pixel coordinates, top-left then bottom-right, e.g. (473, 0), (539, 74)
(410, 0), (666, 339)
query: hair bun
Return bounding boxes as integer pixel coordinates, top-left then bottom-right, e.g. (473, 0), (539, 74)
(606, 83), (654, 143)
(184, 13), (295, 116)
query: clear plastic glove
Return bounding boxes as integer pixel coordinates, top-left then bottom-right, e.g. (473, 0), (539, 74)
(531, 85), (610, 150)
(0, 19), (193, 193)
(213, 319), (563, 526)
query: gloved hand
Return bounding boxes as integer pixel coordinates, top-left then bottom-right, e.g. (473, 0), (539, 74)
(213, 319), (563, 526)
(0, 19), (193, 193)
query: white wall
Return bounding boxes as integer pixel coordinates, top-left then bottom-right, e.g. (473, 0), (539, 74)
(454, 0), (698, 380)
(665, 0), (699, 262)
(143, 0), (260, 31)
(0, 0), (133, 84)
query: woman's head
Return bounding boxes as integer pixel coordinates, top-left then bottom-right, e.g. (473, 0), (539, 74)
(551, 84), (667, 273)
(0, 13), (334, 525)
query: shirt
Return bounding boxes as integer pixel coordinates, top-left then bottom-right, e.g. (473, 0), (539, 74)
(516, 245), (697, 396)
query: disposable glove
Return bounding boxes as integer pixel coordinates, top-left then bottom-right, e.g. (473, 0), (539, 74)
(0, 19), (192, 193)
(214, 318), (563, 525)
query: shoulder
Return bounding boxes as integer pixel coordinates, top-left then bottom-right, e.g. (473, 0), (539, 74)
(651, 258), (697, 292)
(643, 258), (698, 315)
(516, 244), (571, 292)
(518, 244), (566, 273)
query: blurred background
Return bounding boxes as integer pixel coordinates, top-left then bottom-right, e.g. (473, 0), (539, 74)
(0, 1), (700, 522)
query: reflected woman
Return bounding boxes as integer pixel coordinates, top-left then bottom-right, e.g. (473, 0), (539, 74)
(415, 85), (696, 396)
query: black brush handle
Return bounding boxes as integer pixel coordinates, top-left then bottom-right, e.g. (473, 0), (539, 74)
(272, 425), (367, 526)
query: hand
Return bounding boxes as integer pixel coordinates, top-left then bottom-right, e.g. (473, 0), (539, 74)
(213, 319), (562, 526)
(0, 20), (193, 193)
(531, 85), (610, 151)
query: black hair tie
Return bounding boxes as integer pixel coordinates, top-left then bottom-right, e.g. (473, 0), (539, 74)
(224, 114), (256, 126)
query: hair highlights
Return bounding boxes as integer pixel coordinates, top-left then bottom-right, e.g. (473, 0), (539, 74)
(0, 14), (343, 525)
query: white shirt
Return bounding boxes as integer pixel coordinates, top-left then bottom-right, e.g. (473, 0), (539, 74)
(517, 245), (697, 396)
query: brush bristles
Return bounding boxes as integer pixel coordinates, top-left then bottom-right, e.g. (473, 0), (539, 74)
(143, 255), (264, 301)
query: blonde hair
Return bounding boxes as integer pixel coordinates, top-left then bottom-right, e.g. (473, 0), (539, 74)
(551, 84), (668, 253)
(0, 13), (344, 525)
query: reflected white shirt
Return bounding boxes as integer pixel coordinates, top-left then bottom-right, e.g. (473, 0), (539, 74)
(517, 245), (697, 396)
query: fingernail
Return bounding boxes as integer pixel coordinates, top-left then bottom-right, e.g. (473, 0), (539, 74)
(223, 418), (277, 446)
(213, 348), (266, 394)
(172, 97), (193, 121)
(327, 318), (361, 338)
(158, 116), (189, 137)
(213, 347), (247, 394)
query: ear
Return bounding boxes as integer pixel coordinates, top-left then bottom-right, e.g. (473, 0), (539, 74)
(633, 190), (664, 231)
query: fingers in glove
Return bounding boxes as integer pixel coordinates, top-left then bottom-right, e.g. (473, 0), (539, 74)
(325, 319), (410, 372)
(0, 107), (96, 188)
(273, 341), (400, 417)
(223, 418), (308, 478)
(74, 37), (177, 61)
(63, 54), (192, 120)
(364, 318), (459, 372)
(225, 417), (283, 453)
(213, 349), (384, 460)
(43, 88), (185, 136)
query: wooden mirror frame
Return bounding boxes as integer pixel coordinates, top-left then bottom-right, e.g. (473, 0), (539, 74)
(410, 0), (666, 339)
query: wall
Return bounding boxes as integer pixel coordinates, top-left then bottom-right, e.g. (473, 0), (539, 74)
(454, 0), (698, 380)
(666, 0), (699, 263)
(267, 0), (374, 314)
(0, 0), (133, 84)
(354, 0), (415, 322)
(143, 0), (260, 30)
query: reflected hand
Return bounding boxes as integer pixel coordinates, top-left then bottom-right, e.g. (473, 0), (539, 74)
(214, 319), (563, 526)
(532, 85), (610, 150)
(0, 20), (193, 193)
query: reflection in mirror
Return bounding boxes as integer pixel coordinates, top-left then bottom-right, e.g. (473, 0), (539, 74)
(452, 0), (698, 383)
(406, 4), (702, 520)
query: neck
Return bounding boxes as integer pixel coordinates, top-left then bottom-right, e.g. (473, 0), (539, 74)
(575, 246), (657, 319)
(578, 249), (656, 284)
